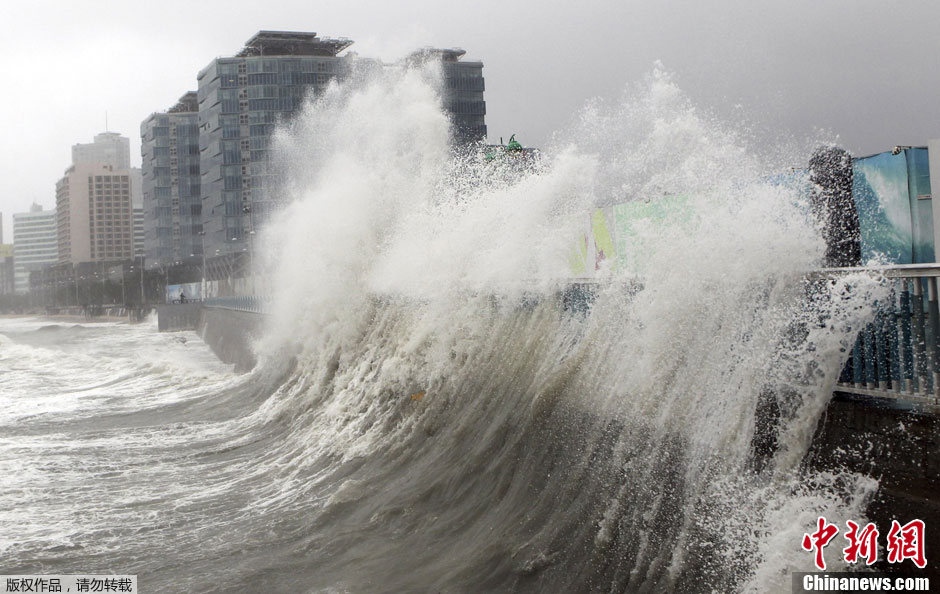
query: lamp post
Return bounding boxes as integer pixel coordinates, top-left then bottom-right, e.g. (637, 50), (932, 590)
(230, 239), (238, 293)
(243, 204), (254, 296)
(248, 230), (256, 295)
(198, 230), (207, 300)
(140, 260), (145, 307)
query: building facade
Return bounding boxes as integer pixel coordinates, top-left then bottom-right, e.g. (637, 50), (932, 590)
(56, 163), (135, 264)
(407, 48), (486, 143)
(72, 132), (131, 170)
(0, 244), (13, 295)
(196, 31), (354, 263)
(140, 92), (201, 267)
(12, 204), (57, 294)
(188, 31), (486, 278)
(56, 132), (138, 266)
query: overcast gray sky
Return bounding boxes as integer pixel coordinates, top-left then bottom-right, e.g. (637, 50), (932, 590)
(2, 0), (938, 240)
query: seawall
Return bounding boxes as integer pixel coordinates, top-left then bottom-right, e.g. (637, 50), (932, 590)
(196, 307), (266, 372)
(156, 304), (265, 372)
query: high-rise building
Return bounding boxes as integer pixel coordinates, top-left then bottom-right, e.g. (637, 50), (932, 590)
(0, 244), (13, 295)
(196, 31), (354, 262)
(12, 204), (57, 294)
(56, 132), (137, 265)
(72, 132), (131, 170)
(56, 163), (135, 264)
(193, 31), (486, 276)
(140, 92), (202, 267)
(406, 48), (486, 143)
(0, 214), (7, 296)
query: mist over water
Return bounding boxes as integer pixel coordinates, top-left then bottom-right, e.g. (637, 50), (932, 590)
(0, 65), (887, 592)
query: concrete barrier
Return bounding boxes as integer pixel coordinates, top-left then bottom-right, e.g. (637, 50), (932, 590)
(196, 306), (266, 372)
(156, 303), (202, 331)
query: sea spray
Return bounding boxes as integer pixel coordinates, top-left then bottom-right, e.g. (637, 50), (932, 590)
(235, 60), (896, 591)
(0, 63), (888, 593)
(240, 63), (892, 592)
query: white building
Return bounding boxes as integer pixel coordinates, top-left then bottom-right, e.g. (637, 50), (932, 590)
(13, 204), (57, 293)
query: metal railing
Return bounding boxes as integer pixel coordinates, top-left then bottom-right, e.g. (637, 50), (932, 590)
(202, 295), (272, 314)
(826, 264), (940, 407)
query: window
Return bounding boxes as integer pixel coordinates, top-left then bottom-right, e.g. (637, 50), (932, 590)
(247, 73), (278, 85)
(223, 175), (242, 190)
(249, 124), (274, 137)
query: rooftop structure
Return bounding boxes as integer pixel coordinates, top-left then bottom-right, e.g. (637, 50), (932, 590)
(405, 47), (467, 64)
(168, 91), (198, 113)
(72, 132), (131, 170)
(235, 31), (353, 58)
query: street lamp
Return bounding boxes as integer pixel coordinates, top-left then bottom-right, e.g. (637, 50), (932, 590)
(140, 260), (145, 308)
(248, 230), (256, 296)
(242, 204), (255, 296)
(198, 230), (207, 300)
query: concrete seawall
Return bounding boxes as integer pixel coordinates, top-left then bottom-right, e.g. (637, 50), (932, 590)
(157, 303), (202, 331)
(196, 307), (266, 372)
(156, 304), (265, 371)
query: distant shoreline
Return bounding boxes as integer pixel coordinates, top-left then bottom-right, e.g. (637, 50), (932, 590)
(0, 313), (129, 323)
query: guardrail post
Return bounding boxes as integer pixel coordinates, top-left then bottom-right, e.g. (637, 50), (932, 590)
(852, 333), (864, 387)
(912, 278), (928, 395)
(929, 277), (940, 399)
(887, 285), (901, 392)
(899, 280), (915, 393)
(874, 305), (889, 390)
(863, 319), (876, 389)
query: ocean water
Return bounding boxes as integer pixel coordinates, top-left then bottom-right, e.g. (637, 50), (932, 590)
(0, 66), (884, 593)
